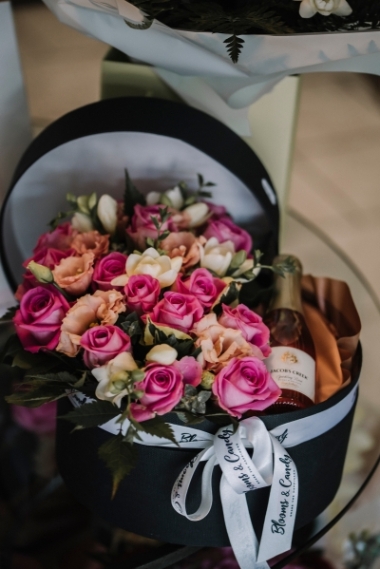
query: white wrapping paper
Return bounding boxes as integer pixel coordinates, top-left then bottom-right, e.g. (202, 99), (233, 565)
(43, 0), (380, 134)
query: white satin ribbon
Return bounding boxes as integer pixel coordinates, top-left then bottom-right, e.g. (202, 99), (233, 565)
(69, 385), (358, 569)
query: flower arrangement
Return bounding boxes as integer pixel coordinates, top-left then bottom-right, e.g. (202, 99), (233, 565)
(126, 0), (379, 62)
(2, 171), (292, 494)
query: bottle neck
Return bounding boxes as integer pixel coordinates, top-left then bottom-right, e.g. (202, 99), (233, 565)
(270, 270), (304, 314)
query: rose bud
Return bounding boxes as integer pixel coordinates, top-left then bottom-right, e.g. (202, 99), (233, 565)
(182, 202), (209, 228)
(72, 212), (94, 232)
(26, 261), (54, 284)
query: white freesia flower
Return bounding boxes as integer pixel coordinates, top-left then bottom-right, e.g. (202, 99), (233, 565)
(199, 237), (235, 277)
(146, 186), (184, 209)
(165, 186), (184, 210)
(146, 191), (161, 205)
(72, 212), (93, 232)
(146, 344), (178, 365)
(97, 194), (118, 234)
(295, 0), (352, 18)
(111, 247), (183, 288)
(92, 352), (138, 407)
(183, 202), (209, 228)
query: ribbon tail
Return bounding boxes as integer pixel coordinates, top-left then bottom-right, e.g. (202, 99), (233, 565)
(257, 437), (298, 563)
(220, 475), (269, 569)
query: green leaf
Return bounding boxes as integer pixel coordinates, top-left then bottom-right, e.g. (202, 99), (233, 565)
(124, 17), (153, 30)
(175, 410), (205, 425)
(59, 400), (120, 428)
(159, 194), (173, 208)
(134, 416), (178, 446)
(224, 34), (244, 63)
(6, 382), (68, 407)
(0, 334), (23, 364)
(0, 305), (17, 323)
(146, 237), (155, 247)
(24, 371), (80, 384)
(124, 168), (146, 217)
(98, 434), (138, 498)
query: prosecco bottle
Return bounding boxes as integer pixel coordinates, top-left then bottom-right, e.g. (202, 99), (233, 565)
(264, 255), (316, 413)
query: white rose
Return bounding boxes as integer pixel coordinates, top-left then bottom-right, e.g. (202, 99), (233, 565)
(146, 344), (178, 365)
(295, 0), (352, 17)
(97, 194), (118, 234)
(183, 202), (209, 228)
(72, 212), (93, 232)
(111, 247), (183, 288)
(199, 237), (235, 277)
(92, 352), (139, 407)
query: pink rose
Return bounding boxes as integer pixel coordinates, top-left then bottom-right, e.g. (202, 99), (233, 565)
(127, 204), (178, 250)
(130, 362), (184, 421)
(33, 222), (77, 254)
(204, 216), (252, 254)
(147, 291), (204, 333)
(174, 269), (226, 309)
(205, 201), (227, 219)
(219, 304), (271, 357)
(11, 401), (57, 435)
(212, 357), (281, 418)
(80, 325), (131, 368)
(14, 286), (70, 353)
(93, 252), (128, 291)
(124, 274), (160, 315)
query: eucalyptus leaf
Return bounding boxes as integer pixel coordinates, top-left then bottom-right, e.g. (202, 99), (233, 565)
(98, 434), (138, 498)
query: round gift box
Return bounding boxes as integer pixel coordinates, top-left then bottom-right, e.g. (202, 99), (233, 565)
(55, 347), (360, 547)
(0, 97), (360, 548)
(0, 97), (279, 289)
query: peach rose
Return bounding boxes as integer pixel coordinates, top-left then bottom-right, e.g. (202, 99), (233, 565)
(160, 232), (200, 272)
(194, 315), (263, 373)
(52, 252), (95, 296)
(57, 289), (126, 356)
(71, 230), (110, 259)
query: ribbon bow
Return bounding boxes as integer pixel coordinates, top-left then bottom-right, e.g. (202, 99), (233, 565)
(171, 417), (298, 569)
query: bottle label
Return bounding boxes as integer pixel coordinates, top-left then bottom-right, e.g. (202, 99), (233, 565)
(265, 346), (315, 402)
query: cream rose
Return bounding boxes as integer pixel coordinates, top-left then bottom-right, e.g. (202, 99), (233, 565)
(199, 237), (235, 277)
(295, 0), (352, 17)
(111, 247), (182, 289)
(92, 352), (139, 407)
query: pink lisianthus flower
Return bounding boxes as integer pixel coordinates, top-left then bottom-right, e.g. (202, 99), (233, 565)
(33, 222), (77, 254)
(80, 325), (131, 368)
(13, 286), (70, 353)
(204, 216), (252, 254)
(219, 304), (271, 357)
(11, 401), (57, 435)
(212, 356), (281, 418)
(124, 274), (160, 315)
(146, 291), (204, 334)
(127, 204), (178, 250)
(174, 268), (226, 310)
(92, 252), (128, 291)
